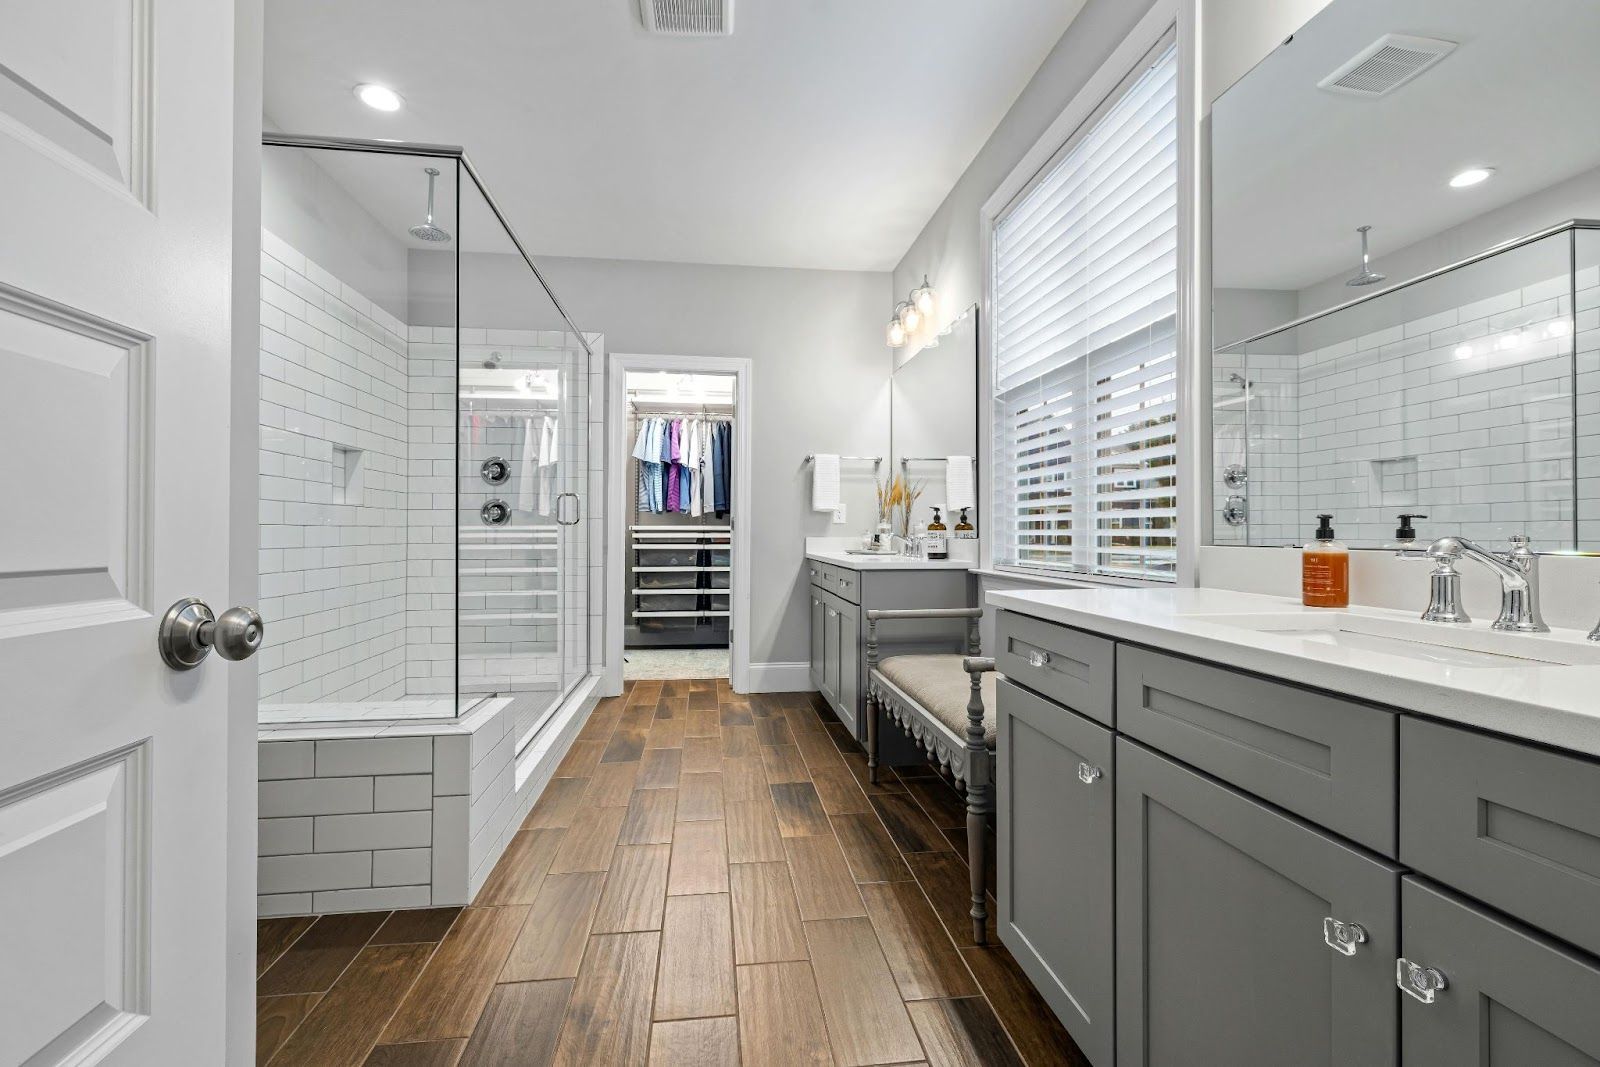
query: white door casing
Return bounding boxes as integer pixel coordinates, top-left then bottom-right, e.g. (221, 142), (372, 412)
(0, 1), (241, 1063)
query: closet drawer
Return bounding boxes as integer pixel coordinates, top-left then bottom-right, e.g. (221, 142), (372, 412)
(1401, 716), (1600, 959)
(1117, 646), (1397, 855)
(637, 547), (701, 567)
(995, 611), (1115, 726)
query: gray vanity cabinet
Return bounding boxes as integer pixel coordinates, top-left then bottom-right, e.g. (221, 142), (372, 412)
(996, 678), (1115, 1067)
(1115, 737), (1401, 1067)
(806, 559), (970, 763)
(1399, 877), (1600, 1065)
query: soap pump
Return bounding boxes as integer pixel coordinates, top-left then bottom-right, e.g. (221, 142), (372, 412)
(1393, 513), (1427, 547)
(1302, 513), (1349, 608)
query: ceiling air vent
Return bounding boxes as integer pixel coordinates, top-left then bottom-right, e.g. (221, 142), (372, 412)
(1317, 34), (1456, 97)
(638, 0), (734, 36)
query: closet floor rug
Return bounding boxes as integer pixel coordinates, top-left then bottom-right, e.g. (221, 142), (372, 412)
(623, 647), (730, 680)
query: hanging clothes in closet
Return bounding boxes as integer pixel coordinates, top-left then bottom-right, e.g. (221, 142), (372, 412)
(630, 414), (733, 516)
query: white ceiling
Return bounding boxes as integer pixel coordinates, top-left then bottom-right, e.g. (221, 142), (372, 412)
(263, 0), (1087, 271)
(1212, 0), (1600, 292)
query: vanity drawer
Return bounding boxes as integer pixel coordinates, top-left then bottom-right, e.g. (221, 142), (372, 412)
(829, 567), (860, 604)
(1117, 646), (1397, 855)
(807, 561), (859, 603)
(1400, 716), (1600, 959)
(995, 611), (1115, 726)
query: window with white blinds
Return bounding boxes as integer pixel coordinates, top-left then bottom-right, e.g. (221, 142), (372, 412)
(991, 38), (1178, 582)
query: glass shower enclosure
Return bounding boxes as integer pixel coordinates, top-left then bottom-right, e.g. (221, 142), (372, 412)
(257, 135), (592, 746)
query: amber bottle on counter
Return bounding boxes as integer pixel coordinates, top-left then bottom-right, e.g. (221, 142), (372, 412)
(1302, 513), (1349, 608)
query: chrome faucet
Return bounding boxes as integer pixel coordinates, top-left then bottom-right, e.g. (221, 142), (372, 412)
(1411, 534), (1547, 633)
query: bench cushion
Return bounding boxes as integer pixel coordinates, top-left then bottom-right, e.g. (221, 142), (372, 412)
(878, 654), (997, 746)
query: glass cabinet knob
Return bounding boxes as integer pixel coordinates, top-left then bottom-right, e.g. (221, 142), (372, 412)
(1322, 917), (1367, 956)
(1397, 958), (1448, 1004)
(1077, 762), (1103, 785)
(1027, 649), (1051, 668)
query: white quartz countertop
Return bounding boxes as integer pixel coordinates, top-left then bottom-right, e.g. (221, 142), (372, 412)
(987, 586), (1600, 758)
(806, 546), (973, 571)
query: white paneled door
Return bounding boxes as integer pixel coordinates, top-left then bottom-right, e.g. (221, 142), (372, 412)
(0, 1), (242, 1064)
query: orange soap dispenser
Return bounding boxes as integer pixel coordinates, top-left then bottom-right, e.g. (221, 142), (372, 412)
(1302, 513), (1349, 608)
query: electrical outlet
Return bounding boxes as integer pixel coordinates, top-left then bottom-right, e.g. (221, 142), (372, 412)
(832, 504), (847, 524)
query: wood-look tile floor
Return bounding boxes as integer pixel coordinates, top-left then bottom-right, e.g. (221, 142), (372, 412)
(256, 680), (1090, 1066)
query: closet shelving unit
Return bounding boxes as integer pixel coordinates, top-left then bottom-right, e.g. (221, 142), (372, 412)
(627, 396), (734, 645)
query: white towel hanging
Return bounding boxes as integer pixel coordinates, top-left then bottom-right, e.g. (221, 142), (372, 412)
(811, 454), (841, 512)
(945, 456), (975, 511)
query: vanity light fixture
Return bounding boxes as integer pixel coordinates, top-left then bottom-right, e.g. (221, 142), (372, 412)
(356, 83), (403, 112)
(897, 300), (922, 333)
(884, 278), (939, 348)
(1449, 166), (1494, 189)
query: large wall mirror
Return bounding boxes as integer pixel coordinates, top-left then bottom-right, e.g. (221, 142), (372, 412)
(891, 305), (979, 530)
(1210, 0), (1600, 552)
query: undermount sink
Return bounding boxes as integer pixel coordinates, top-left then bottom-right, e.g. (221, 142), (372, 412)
(1180, 611), (1600, 669)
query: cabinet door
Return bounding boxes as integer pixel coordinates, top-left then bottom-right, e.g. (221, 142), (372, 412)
(1116, 738), (1401, 1067)
(1400, 877), (1600, 1066)
(810, 590), (827, 693)
(835, 597), (861, 736)
(997, 680), (1115, 1067)
(823, 596), (843, 713)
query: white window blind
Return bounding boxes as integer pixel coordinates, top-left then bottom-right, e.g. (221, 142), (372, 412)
(991, 39), (1178, 582)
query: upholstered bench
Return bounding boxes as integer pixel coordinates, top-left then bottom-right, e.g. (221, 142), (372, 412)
(863, 607), (999, 944)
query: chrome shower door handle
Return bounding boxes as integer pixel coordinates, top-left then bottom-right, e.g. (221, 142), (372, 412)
(159, 598), (266, 671)
(556, 492), (581, 526)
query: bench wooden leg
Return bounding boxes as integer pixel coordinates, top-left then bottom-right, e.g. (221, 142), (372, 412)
(966, 779), (990, 945)
(866, 692), (879, 785)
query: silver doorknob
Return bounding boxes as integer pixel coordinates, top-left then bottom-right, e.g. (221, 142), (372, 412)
(158, 597), (265, 671)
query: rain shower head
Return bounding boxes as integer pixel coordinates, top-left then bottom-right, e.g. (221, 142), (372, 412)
(408, 167), (452, 243)
(1346, 225), (1385, 287)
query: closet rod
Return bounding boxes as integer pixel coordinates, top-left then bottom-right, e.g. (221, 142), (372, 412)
(629, 409), (735, 418)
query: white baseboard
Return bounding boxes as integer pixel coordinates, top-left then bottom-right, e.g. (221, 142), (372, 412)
(745, 661), (813, 693)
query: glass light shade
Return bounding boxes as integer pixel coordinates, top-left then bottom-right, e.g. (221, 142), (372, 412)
(915, 284), (936, 316)
(900, 304), (921, 332)
(887, 320), (907, 347)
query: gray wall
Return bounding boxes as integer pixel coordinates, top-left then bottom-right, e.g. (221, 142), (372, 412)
(261, 143), (410, 321)
(411, 250), (893, 670)
(889, 0), (1162, 325)
(1214, 287), (1298, 349)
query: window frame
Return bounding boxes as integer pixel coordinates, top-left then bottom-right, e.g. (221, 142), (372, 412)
(982, 21), (1183, 585)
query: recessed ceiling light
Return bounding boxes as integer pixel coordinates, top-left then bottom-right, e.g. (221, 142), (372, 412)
(356, 83), (403, 112)
(1449, 167), (1494, 189)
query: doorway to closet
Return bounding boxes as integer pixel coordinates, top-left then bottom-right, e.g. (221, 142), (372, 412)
(606, 354), (752, 694)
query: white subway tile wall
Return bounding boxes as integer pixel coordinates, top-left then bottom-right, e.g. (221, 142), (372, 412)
(258, 229), (420, 704)
(1219, 263), (1592, 548)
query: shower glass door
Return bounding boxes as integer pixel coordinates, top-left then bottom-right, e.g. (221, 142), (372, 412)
(457, 168), (591, 751)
